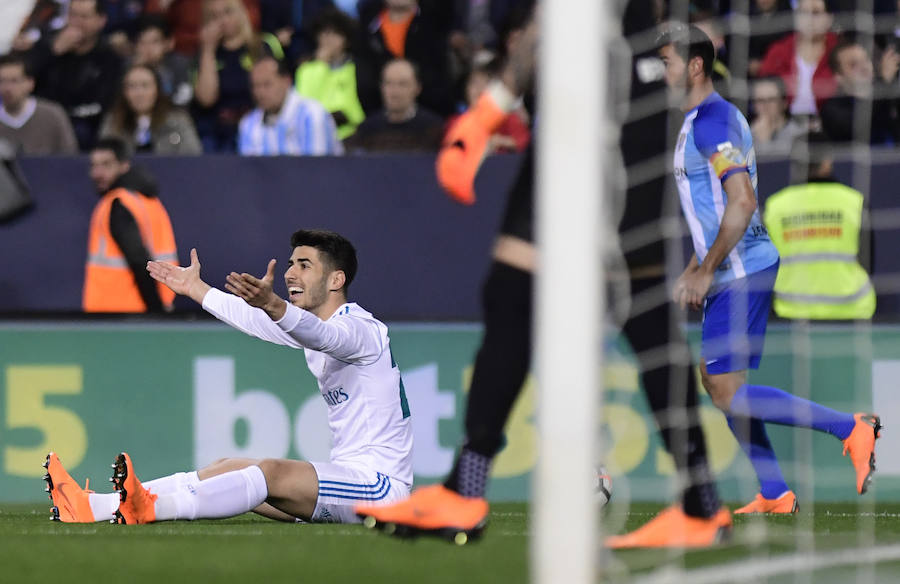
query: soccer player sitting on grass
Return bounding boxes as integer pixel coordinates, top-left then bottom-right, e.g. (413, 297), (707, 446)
(43, 229), (413, 525)
(647, 24), (880, 519)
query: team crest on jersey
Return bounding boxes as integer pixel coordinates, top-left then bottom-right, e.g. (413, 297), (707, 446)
(716, 141), (744, 165)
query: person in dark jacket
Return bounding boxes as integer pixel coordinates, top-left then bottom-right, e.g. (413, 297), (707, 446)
(23, 0), (124, 150)
(354, 0), (454, 116)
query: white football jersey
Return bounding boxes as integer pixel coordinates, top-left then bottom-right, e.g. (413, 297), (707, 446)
(202, 289), (414, 486)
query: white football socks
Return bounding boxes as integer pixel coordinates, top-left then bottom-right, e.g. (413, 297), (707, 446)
(143, 471), (200, 495)
(154, 465), (268, 521)
(87, 471), (202, 522)
(88, 493), (120, 522)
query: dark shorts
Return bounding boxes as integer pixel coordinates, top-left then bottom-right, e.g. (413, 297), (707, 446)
(701, 260), (779, 375)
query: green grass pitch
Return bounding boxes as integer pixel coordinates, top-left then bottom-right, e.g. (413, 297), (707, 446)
(3, 502), (900, 583)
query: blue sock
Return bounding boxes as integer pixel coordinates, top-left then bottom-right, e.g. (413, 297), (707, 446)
(726, 415), (790, 499)
(730, 384), (856, 440)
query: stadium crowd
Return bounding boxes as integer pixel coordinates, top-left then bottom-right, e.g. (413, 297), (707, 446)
(3, 0), (896, 159)
(0, 0), (535, 156)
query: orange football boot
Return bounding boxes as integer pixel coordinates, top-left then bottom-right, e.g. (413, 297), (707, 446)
(43, 452), (95, 523)
(436, 90), (509, 205)
(356, 485), (489, 545)
(606, 505), (732, 549)
(842, 413), (882, 494)
(110, 452), (157, 524)
(734, 491), (798, 514)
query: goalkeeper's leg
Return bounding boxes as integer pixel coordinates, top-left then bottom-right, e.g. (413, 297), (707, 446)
(624, 274), (722, 519)
(607, 274), (732, 549)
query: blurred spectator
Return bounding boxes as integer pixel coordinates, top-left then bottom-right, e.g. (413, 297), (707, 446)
(345, 58), (442, 152)
(24, 0), (124, 151)
(750, 76), (806, 155)
(294, 7), (366, 139)
(100, 64), (202, 154)
(259, 0), (334, 63)
(747, 0), (793, 78)
(454, 0), (498, 52)
(11, 0), (69, 53)
(238, 56), (342, 155)
(102, 0), (147, 57)
(820, 39), (900, 145)
(355, 0), (454, 116)
(193, 0), (284, 152)
(759, 0), (838, 115)
(83, 137), (178, 313)
(763, 134), (875, 319)
(132, 14), (193, 107)
(144, 0), (261, 57)
(0, 54), (78, 155)
(445, 60), (529, 153)
(0, 137), (32, 223)
(333, 0), (358, 18)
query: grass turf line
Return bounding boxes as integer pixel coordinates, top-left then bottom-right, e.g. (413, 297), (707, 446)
(4, 502), (900, 583)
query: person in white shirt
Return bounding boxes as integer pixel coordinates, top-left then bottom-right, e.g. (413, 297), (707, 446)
(238, 56), (343, 156)
(43, 229), (412, 526)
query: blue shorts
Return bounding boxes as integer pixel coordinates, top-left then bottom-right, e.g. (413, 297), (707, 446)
(702, 260), (779, 375)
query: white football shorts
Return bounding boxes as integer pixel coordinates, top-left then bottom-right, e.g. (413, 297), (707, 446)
(309, 461), (411, 524)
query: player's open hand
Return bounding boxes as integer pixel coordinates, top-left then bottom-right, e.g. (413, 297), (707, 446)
(148, 248), (205, 299)
(225, 259), (283, 315)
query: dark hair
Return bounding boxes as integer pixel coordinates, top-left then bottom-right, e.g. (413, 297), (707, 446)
(107, 64), (173, 137)
(134, 13), (171, 41)
(656, 22), (716, 77)
(92, 136), (132, 161)
(0, 54), (31, 78)
(255, 55), (294, 78)
(498, 0), (537, 56)
(795, 0), (836, 14)
(312, 7), (357, 47)
(804, 131), (833, 166)
(290, 229), (358, 292)
(828, 37), (862, 75)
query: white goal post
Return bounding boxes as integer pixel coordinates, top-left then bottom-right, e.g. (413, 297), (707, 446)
(534, 0), (611, 582)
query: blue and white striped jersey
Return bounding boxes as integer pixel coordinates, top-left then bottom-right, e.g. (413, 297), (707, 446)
(673, 92), (779, 286)
(238, 90), (344, 156)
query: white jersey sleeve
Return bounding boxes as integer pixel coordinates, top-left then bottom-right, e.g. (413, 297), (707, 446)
(201, 288), (303, 348)
(274, 304), (383, 365)
(201, 289), (383, 364)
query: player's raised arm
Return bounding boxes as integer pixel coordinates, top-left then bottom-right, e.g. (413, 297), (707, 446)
(147, 248), (211, 305)
(224, 258), (288, 321)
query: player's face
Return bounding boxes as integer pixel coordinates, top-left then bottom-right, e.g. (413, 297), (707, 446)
(659, 44), (688, 96)
(284, 246), (332, 311)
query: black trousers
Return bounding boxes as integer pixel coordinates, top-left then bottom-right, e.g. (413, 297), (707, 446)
(456, 262), (715, 511)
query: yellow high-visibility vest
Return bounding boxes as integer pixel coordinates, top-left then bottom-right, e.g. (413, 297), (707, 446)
(763, 181), (875, 319)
